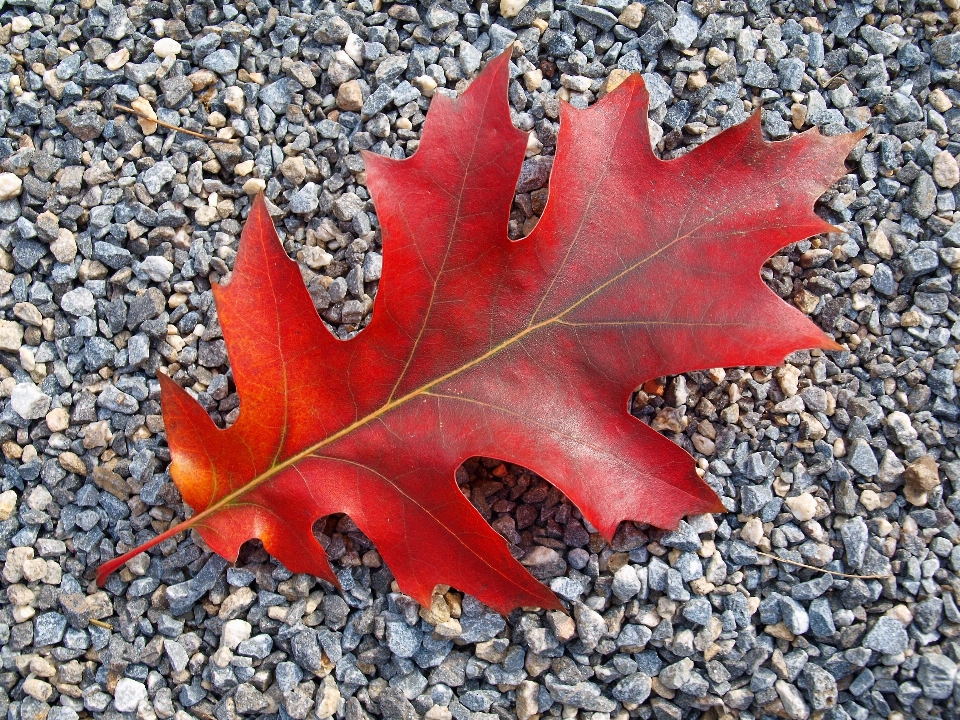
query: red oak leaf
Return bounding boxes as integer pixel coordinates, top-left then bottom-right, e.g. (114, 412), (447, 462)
(99, 50), (860, 613)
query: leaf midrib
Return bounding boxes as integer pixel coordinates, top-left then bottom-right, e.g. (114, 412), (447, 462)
(180, 118), (789, 532)
(185, 204), (736, 528)
(188, 312), (557, 529)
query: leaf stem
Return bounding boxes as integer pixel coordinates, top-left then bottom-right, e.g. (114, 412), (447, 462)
(113, 103), (241, 144)
(755, 549), (891, 580)
(97, 315), (557, 584)
(96, 511), (211, 585)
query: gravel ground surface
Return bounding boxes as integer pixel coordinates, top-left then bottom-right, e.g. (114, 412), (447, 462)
(0, 0), (958, 719)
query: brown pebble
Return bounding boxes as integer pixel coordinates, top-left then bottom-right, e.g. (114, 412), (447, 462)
(188, 69), (218, 91)
(904, 455), (940, 506)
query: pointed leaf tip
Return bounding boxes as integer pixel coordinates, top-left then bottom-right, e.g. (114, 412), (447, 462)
(248, 191), (273, 228)
(819, 336), (845, 352)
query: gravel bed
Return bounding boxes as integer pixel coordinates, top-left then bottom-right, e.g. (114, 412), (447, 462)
(0, 0), (959, 719)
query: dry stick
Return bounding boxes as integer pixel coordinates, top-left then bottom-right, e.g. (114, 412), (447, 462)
(756, 549), (892, 580)
(113, 104), (241, 144)
(89, 618), (114, 630)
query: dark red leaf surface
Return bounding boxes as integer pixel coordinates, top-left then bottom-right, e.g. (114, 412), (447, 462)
(99, 50), (860, 613)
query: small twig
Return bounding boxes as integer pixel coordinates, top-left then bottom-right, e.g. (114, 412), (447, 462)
(89, 618), (114, 630)
(823, 72), (848, 90)
(113, 104), (240, 144)
(756, 550), (892, 580)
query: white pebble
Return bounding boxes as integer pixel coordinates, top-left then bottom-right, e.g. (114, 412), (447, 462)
(113, 678), (148, 713)
(51, 229), (78, 264)
(500, 0), (529, 17)
(11, 383), (50, 420)
(867, 229), (893, 259)
(526, 131), (543, 157)
(302, 246), (332, 269)
(12, 605), (35, 622)
(8, 586), (34, 606)
(223, 86), (245, 114)
(195, 205), (220, 225)
(523, 69), (543, 92)
(22, 678), (52, 702)
(27, 485), (52, 511)
(139, 255), (175, 282)
(345, 33), (364, 66)
(0, 489), (17, 521)
(929, 88), (953, 112)
(3, 547), (34, 583)
(741, 518), (764, 546)
(221, 618), (252, 649)
(21, 557), (47, 583)
(131, 97), (158, 135)
(243, 178), (266, 196)
(860, 489), (882, 511)
(60, 287), (95, 317)
(153, 37), (182, 59)
(315, 676), (340, 719)
(0, 319), (22, 352)
(105, 48), (130, 71)
(412, 74), (438, 98)
(785, 493), (817, 522)
(775, 364), (801, 396)
(0, 173), (22, 201)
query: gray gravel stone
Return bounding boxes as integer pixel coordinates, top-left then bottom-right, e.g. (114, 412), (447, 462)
(202, 49), (239, 74)
(164, 640), (189, 673)
(780, 596), (810, 635)
(611, 564), (642, 600)
(902, 248), (940, 276)
(259, 80), (292, 114)
(917, 654), (957, 699)
(808, 597), (836, 637)
(744, 60), (778, 88)
(165, 555), (229, 615)
(33, 612), (67, 646)
(847, 438), (879, 476)
(862, 616), (909, 654)
(385, 620), (422, 658)
(290, 182), (320, 214)
(143, 161), (176, 195)
(613, 672), (651, 703)
(841, 516), (868, 569)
